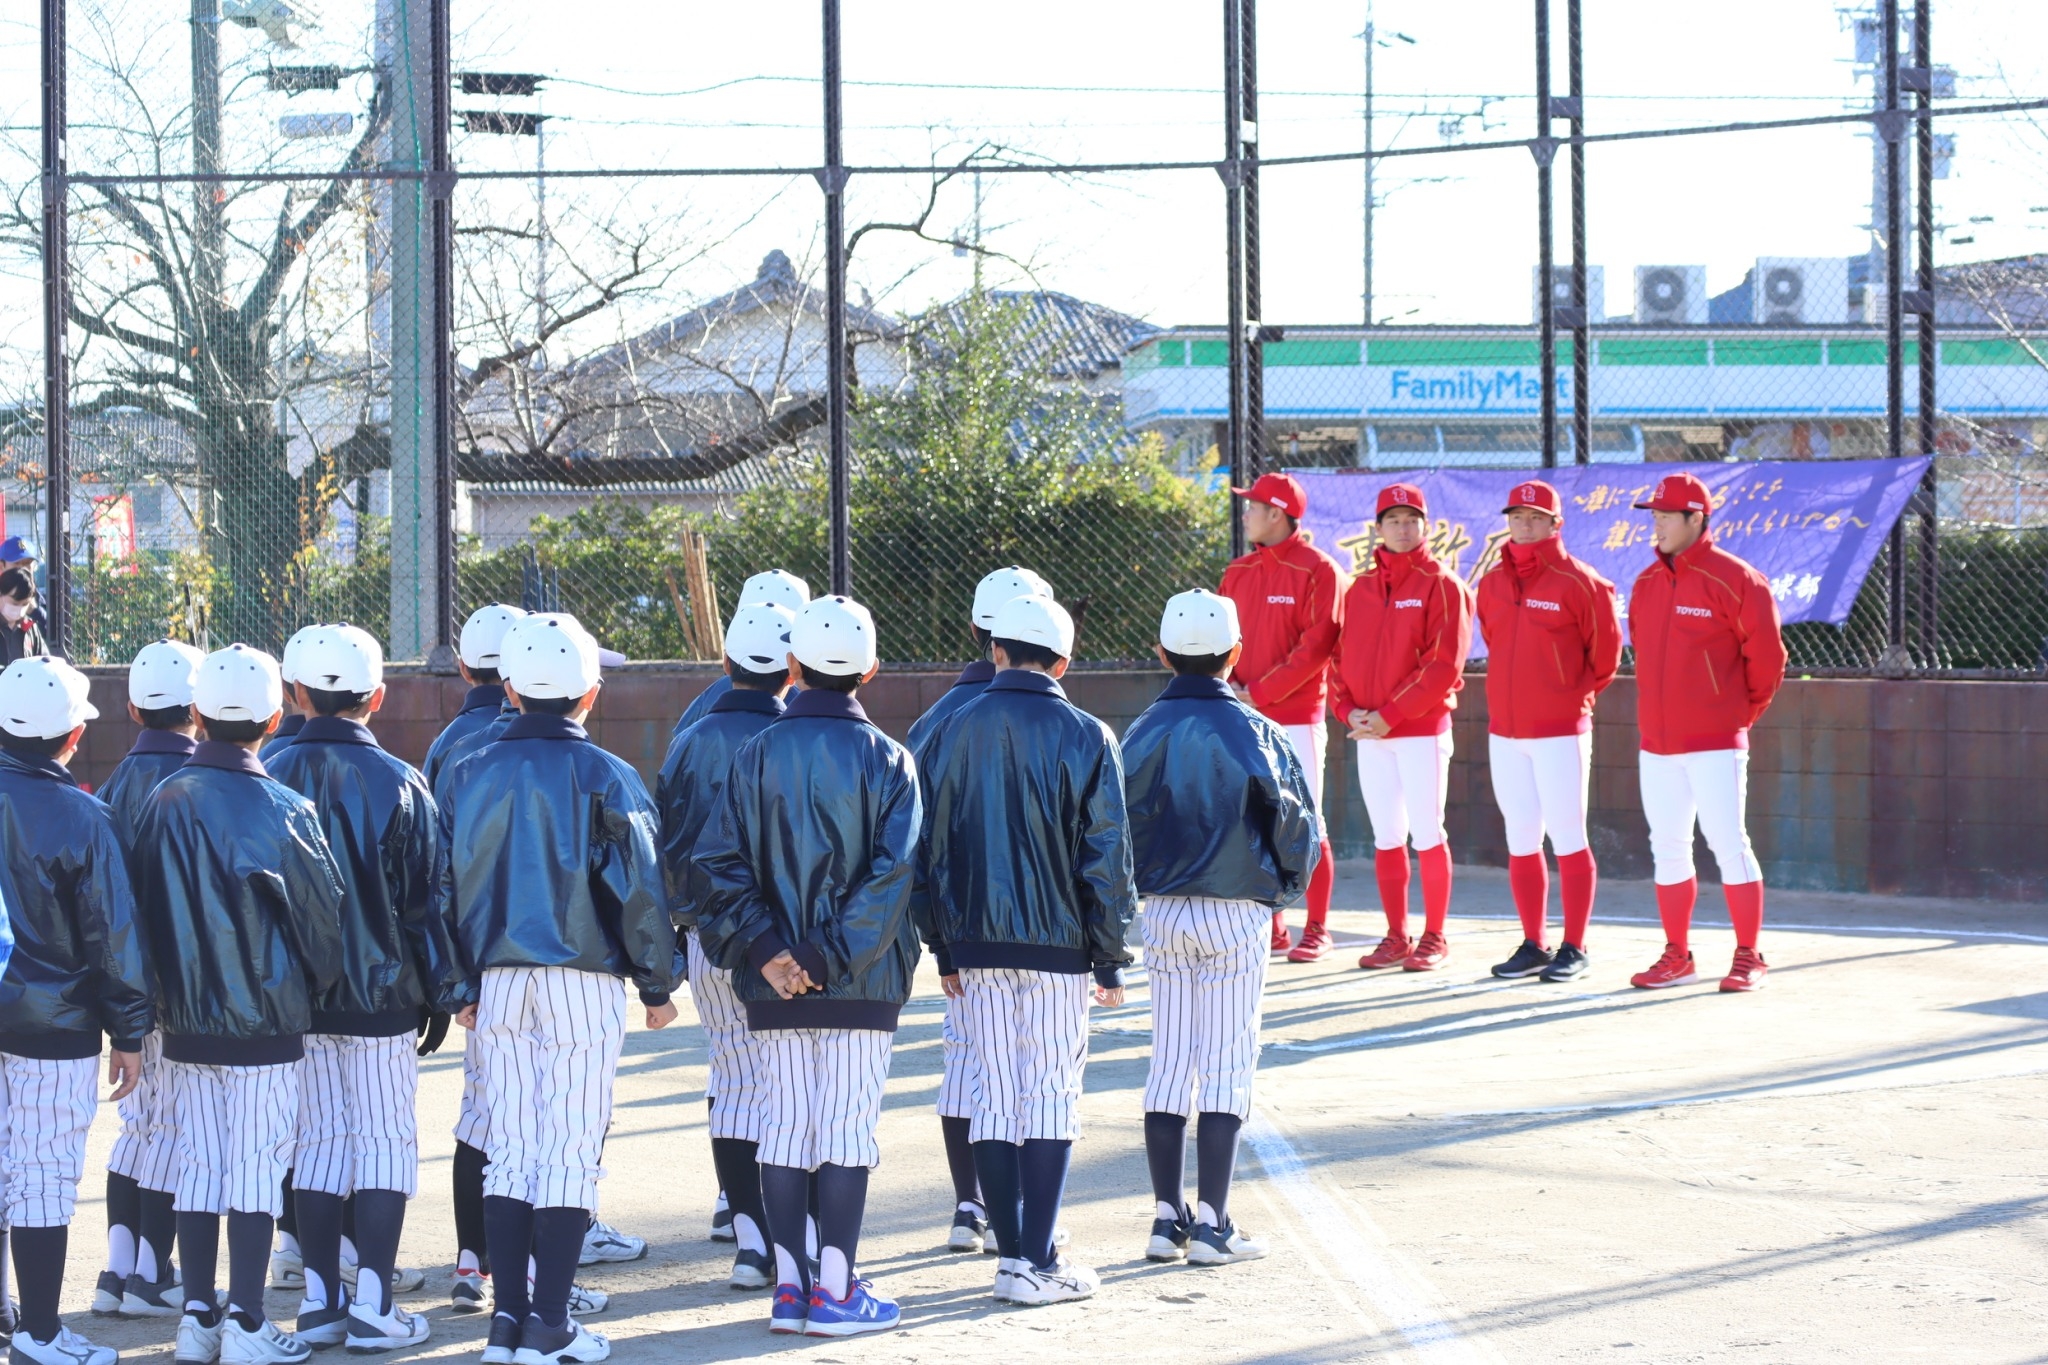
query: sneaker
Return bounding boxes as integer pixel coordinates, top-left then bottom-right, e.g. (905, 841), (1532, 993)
(946, 1206), (988, 1254)
(1357, 934), (1413, 970)
(728, 1249), (772, 1291)
(1540, 943), (1590, 983)
(1286, 922), (1334, 964)
(1720, 947), (1769, 993)
(803, 1280), (899, 1337)
(122, 1266), (186, 1317)
(1270, 917), (1291, 956)
(1630, 943), (1698, 990)
(176, 1308), (225, 1365)
(767, 1285), (808, 1334)
(1403, 930), (1450, 972)
(564, 1285), (609, 1318)
(12, 1326), (118, 1365)
(220, 1316), (311, 1365)
(268, 1247), (305, 1292)
(293, 1291), (352, 1349)
(479, 1313), (522, 1365)
(449, 1270), (489, 1315)
(1145, 1211), (1190, 1263)
(991, 1258), (1028, 1303)
(339, 1262), (425, 1297)
(511, 1315), (608, 1365)
(577, 1222), (645, 1266)
(1007, 1257), (1100, 1306)
(90, 1272), (126, 1316)
(708, 1194), (735, 1244)
(1185, 1220), (1268, 1266)
(342, 1299), (429, 1354)
(1490, 938), (1553, 979)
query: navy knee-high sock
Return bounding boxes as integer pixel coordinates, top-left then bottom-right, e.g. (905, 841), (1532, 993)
(226, 1211), (273, 1326)
(939, 1117), (981, 1210)
(293, 1189), (345, 1309)
(481, 1197), (535, 1322)
(530, 1207), (586, 1329)
(759, 1165), (812, 1294)
(12, 1225), (64, 1342)
(453, 1142), (489, 1273)
(176, 1213), (220, 1319)
(1018, 1139), (1072, 1270)
(105, 1173), (142, 1279)
(350, 1190), (406, 1317)
(970, 1141), (1023, 1261)
(1143, 1111), (1189, 1216)
(138, 1189), (176, 1284)
(812, 1164), (869, 1301)
(1196, 1112), (1244, 1227)
(708, 1139), (766, 1254)
(274, 1171), (297, 1240)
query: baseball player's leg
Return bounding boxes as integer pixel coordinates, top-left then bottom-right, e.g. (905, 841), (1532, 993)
(104, 1036), (152, 1292)
(1531, 733), (1598, 953)
(755, 1030), (822, 1305)
(524, 969), (626, 1335)
(811, 1030), (892, 1306)
(339, 1034), (419, 1326)
(1489, 734), (1552, 948)
(935, 997), (985, 1248)
(1139, 897), (1199, 1257)
(449, 1032), (491, 1308)
(289, 1032), (354, 1321)
(959, 969), (1027, 1271)
(474, 966), (541, 1326)
(1683, 749), (1769, 987)
(1183, 898), (1270, 1264)
(1012, 971), (1089, 1274)
(0, 1053), (98, 1347)
(692, 934), (768, 1272)
(1354, 736), (1416, 955)
(1280, 722), (1336, 954)
(220, 1062), (301, 1330)
(1632, 749), (1708, 987)
(1396, 732), (1456, 947)
(169, 1060), (230, 1318)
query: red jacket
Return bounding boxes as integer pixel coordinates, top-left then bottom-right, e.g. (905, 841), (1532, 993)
(1628, 532), (1787, 755)
(1330, 546), (1473, 738)
(1475, 536), (1622, 739)
(1220, 532), (1344, 726)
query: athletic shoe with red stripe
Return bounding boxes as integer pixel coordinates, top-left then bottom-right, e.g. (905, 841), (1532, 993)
(1270, 917), (1292, 955)
(1719, 947), (1768, 992)
(1630, 944), (1699, 990)
(1402, 930), (1449, 972)
(1286, 923), (1333, 963)
(1357, 935), (1413, 970)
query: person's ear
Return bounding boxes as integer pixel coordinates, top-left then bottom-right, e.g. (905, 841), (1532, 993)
(722, 656), (734, 677)
(1224, 640), (1244, 670)
(261, 709), (282, 738)
(57, 722), (86, 766)
(365, 683), (388, 716)
(860, 660), (881, 685)
(1154, 643), (1173, 671)
(579, 683), (602, 713)
(991, 644), (1012, 671)
(1050, 656), (1071, 680)
(127, 701), (143, 726)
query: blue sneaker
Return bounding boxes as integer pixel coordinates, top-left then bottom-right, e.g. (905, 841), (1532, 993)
(802, 1280), (899, 1337)
(768, 1284), (809, 1334)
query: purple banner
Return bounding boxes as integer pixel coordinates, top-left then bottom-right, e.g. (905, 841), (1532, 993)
(1291, 458), (1931, 657)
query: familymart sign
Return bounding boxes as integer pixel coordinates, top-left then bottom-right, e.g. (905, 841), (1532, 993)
(1381, 366), (1570, 412)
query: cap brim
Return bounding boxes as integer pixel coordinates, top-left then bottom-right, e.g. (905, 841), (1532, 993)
(597, 648), (627, 668)
(1501, 503), (1560, 515)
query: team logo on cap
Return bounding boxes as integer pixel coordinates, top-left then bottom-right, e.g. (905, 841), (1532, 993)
(1391, 488), (1411, 505)
(1517, 485), (1539, 504)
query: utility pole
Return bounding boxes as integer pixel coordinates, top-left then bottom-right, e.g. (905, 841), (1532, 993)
(1223, 0), (1246, 558)
(40, 0), (69, 652)
(1534, 0), (1557, 468)
(1882, 0), (1906, 653)
(1909, 0), (1938, 661)
(1362, 1), (1375, 327)
(1565, 0), (1589, 465)
(822, 0), (851, 596)
(1241, 0), (1266, 488)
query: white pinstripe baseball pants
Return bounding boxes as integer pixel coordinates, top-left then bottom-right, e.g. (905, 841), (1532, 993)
(294, 1034), (421, 1198)
(754, 1029), (892, 1171)
(454, 1031), (489, 1150)
(1141, 896), (1269, 1121)
(935, 997), (978, 1121)
(473, 966), (626, 1211)
(958, 968), (1090, 1145)
(107, 1031), (178, 1194)
(688, 932), (766, 1143)
(167, 1060), (299, 1217)
(0, 1053), (97, 1227)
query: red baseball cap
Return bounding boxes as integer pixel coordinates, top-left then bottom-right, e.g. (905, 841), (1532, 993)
(1501, 479), (1562, 517)
(1231, 472), (1307, 520)
(1633, 472), (1712, 515)
(1376, 482), (1427, 519)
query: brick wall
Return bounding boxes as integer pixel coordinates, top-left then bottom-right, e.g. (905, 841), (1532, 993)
(65, 666), (2048, 902)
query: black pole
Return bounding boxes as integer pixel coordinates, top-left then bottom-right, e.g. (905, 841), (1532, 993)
(1223, 0), (1247, 558)
(1883, 0), (1905, 651)
(1567, 0), (1589, 466)
(1912, 0), (1938, 664)
(822, 0), (851, 595)
(1535, 0), (1557, 468)
(39, 0), (68, 654)
(430, 0), (457, 661)
(1241, 0), (1265, 487)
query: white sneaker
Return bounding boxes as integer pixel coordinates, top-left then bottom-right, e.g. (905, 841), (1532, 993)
(338, 1260), (426, 1296)
(991, 1257), (1028, 1303)
(564, 1283), (610, 1317)
(343, 1299), (431, 1353)
(292, 1291), (352, 1349)
(1007, 1256), (1100, 1306)
(1185, 1219), (1268, 1266)
(176, 1311), (225, 1365)
(707, 1192), (735, 1244)
(510, 1315), (611, 1365)
(11, 1325), (118, 1365)
(576, 1222), (645, 1266)
(267, 1247), (304, 1292)
(220, 1316), (312, 1364)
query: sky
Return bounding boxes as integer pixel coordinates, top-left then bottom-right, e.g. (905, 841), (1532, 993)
(4, 0), (2048, 372)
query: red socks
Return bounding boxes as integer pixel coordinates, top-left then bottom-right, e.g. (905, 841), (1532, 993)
(1723, 880), (1765, 950)
(1655, 877), (1698, 952)
(1557, 849), (1596, 950)
(1305, 838), (1334, 929)
(1417, 843), (1453, 936)
(1507, 853), (1549, 946)
(1374, 848), (1410, 940)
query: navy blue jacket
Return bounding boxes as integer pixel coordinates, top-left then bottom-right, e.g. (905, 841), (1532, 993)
(430, 702), (517, 806)
(440, 713), (676, 1006)
(693, 689), (922, 1032)
(423, 684), (507, 788)
(913, 670), (1137, 986)
(266, 717), (467, 1034)
(655, 688), (785, 927)
(1121, 674), (1321, 906)
(672, 674), (732, 737)
(906, 659), (996, 757)
(99, 729), (197, 847)
(0, 749), (150, 1058)
(258, 711), (306, 764)
(130, 743), (347, 1065)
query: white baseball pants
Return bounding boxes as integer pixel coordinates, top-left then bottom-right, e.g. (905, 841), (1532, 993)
(294, 1033), (421, 1199)
(754, 1029), (892, 1171)
(1488, 733), (1594, 858)
(688, 931), (766, 1144)
(473, 966), (626, 1211)
(168, 1060), (299, 1217)
(107, 1030), (178, 1194)
(1354, 731), (1454, 851)
(0, 1053), (97, 1227)
(936, 997), (978, 1122)
(1639, 748), (1763, 886)
(1281, 721), (1327, 837)
(958, 968), (1090, 1145)
(453, 1032), (489, 1150)
(1141, 897), (1268, 1121)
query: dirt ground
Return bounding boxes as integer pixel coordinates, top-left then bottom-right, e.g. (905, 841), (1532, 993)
(65, 862), (2048, 1363)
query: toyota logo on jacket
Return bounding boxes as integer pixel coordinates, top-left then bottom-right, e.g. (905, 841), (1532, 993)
(1329, 544), (1474, 737)
(1219, 531), (1345, 726)
(1475, 535), (1623, 739)
(1628, 531), (1787, 755)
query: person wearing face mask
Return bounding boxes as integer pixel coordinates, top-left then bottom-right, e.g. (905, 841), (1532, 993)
(0, 570), (49, 667)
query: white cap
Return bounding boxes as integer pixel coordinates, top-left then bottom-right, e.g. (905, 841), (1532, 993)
(725, 603), (797, 673)
(194, 644), (284, 723)
(790, 596), (877, 675)
(971, 565), (1054, 630)
(502, 613), (602, 699)
(297, 623), (384, 695)
(128, 639), (206, 709)
(279, 624), (326, 685)
(0, 656), (99, 739)
(738, 569), (810, 613)
(459, 604), (528, 670)
(991, 594), (1076, 659)
(1159, 589), (1241, 656)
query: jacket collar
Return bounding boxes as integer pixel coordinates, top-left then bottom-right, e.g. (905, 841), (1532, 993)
(987, 668), (1067, 699)
(503, 712), (589, 742)
(1255, 530), (1310, 565)
(710, 688), (787, 718)
(273, 712), (306, 739)
(188, 741), (269, 777)
(1160, 673), (1236, 702)
(1373, 543), (1436, 579)
(128, 729), (197, 758)
(953, 658), (998, 688)
(0, 745), (79, 787)
(781, 688), (870, 723)
(1658, 527), (1717, 573)
(297, 715), (381, 747)
(459, 683), (503, 714)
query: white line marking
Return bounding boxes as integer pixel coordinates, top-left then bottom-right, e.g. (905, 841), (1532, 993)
(1439, 911), (2048, 946)
(1440, 1059), (2048, 1119)
(1266, 993), (1633, 1054)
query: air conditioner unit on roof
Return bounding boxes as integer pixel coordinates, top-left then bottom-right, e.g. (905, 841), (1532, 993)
(1751, 257), (1851, 325)
(1532, 265), (1605, 325)
(1634, 266), (1707, 325)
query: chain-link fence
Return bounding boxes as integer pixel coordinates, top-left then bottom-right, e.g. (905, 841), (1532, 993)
(7, 0), (2046, 674)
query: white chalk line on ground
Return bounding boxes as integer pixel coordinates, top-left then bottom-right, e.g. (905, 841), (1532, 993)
(1440, 1058), (2048, 1120)
(1245, 1106), (1504, 1365)
(1435, 912), (2048, 946)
